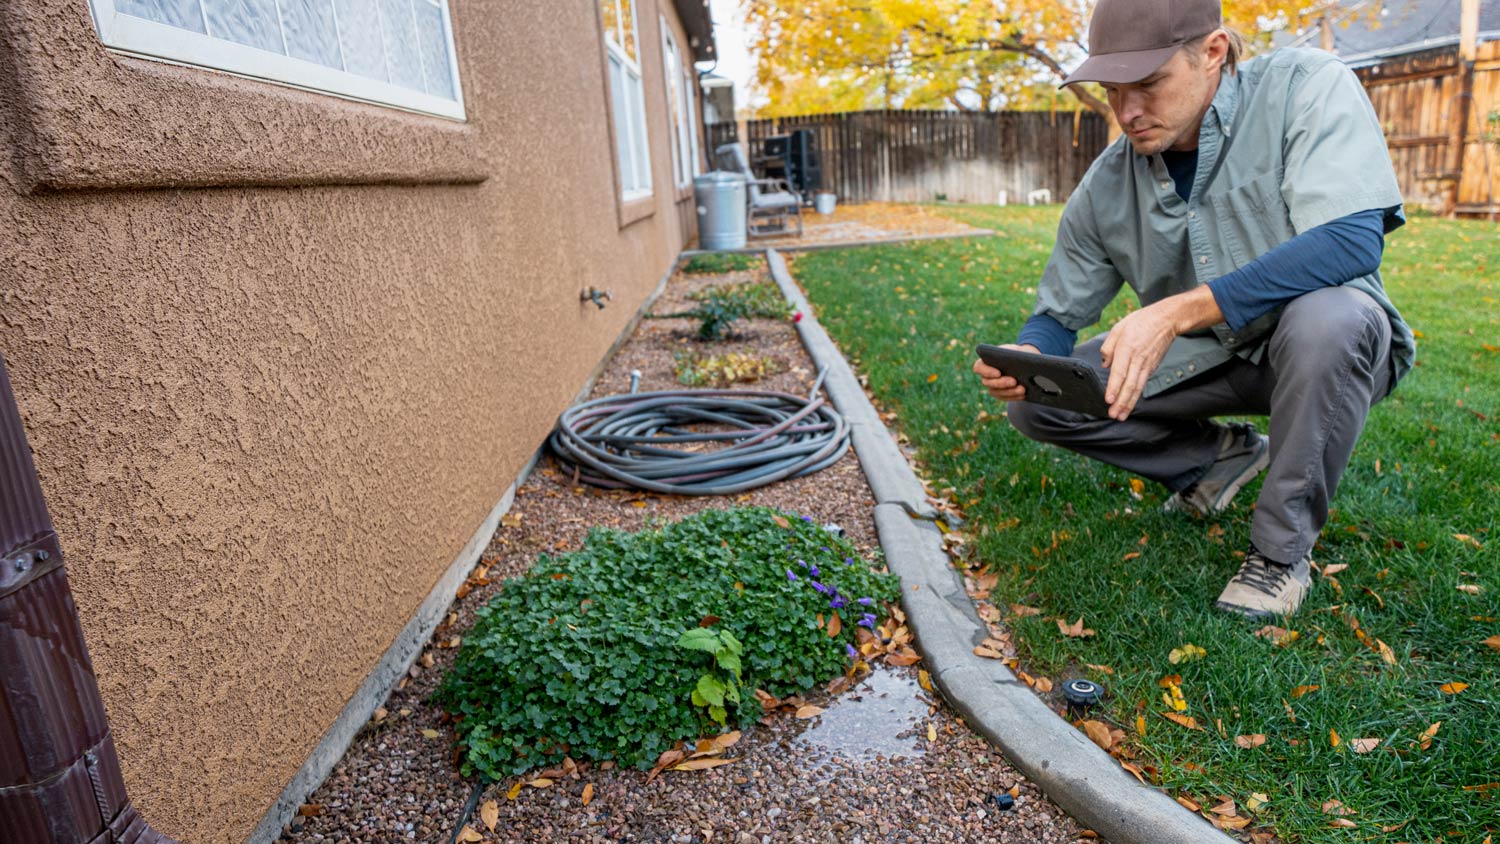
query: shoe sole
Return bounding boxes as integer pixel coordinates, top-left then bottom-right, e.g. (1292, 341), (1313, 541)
(1164, 435), (1271, 517)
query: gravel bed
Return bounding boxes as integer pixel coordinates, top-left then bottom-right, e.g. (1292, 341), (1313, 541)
(279, 262), (1086, 844)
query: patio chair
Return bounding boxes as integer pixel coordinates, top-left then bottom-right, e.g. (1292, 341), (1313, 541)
(714, 142), (804, 237)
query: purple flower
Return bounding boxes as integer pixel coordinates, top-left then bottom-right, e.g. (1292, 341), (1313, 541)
(786, 569), (798, 581)
(858, 597), (874, 606)
(797, 559), (808, 568)
(809, 565), (821, 577)
(819, 546), (830, 553)
(829, 595), (847, 610)
(845, 643), (858, 659)
(843, 557), (856, 566)
(801, 515), (814, 522)
(811, 581), (829, 594)
(858, 613), (877, 628)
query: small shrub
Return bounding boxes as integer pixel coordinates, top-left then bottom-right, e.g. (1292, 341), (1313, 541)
(437, 507), (898, 781)
(649, 282), (793, 340)
(673, 350), (783, 386)
(682, 252), (763, 274)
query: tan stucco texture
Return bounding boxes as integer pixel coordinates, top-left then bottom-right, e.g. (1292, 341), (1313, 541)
(0, 0), (701, 840)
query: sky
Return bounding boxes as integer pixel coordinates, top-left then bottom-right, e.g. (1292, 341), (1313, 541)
(704, 0), (760, 112)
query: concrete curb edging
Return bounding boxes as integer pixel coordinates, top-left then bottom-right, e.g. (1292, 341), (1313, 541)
(767, 248), (1235, 844)
(681, 228), (996, 258)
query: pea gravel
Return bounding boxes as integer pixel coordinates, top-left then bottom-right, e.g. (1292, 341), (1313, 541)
(277, 262), (1088, 844)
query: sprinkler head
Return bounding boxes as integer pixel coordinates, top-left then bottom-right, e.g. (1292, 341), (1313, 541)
(1062, 678), (1105, 711)
(822, 522), (845, 538)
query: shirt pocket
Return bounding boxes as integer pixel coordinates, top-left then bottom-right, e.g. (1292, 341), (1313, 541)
(1205, 170), (1294, 268)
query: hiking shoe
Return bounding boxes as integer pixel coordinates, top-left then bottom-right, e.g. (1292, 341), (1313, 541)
(1164, 423), (1269, 516)
(1214, 548), (1312, 619)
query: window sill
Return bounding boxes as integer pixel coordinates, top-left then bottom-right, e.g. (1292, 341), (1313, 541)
(617, 193), (656, 228)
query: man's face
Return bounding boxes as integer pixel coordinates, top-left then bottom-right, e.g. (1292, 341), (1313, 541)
(1103, 34), (1227, 156)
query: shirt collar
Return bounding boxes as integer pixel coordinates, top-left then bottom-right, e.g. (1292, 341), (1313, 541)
(1207, 67), (1239, 137)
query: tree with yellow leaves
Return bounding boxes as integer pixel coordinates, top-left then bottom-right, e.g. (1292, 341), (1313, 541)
(745, 0), (1342, 119)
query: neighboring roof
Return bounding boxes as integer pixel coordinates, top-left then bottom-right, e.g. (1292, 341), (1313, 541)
(1278, 0), (1500, 65)
(671, 0), (717, 62)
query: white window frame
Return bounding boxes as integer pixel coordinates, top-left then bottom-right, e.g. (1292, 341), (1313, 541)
(85, 0), (467, 121)
(602, 0), (652, 201)
(660, 18), (701, 190)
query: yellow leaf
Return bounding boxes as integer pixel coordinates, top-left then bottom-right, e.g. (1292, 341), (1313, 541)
(1350, 738), (1381, 753)
(1129, 478), (1145, 497)
(421, 728), (441, 739)
(581, 783), (594, 806)
(1329, 728), (1342, 748)
(1168, 643), (1206, 664)
(1246, 792), (1268, 812)
(479, 800), (499, 832)
(926, 374), (939, 383)
(927, 723), (937, 742)
(373, 707), (388, 722)
(795, 704), (825, 719)
(1291, 684), (1320, 698)
(919, 669), (933, 692)
(1453, 533), (1483, 549)
(505, 781), (522, 800)
(1234, 733), (1266, 749)
(1439, 682), (1469, 694)
(1135, 715), (1147, 736)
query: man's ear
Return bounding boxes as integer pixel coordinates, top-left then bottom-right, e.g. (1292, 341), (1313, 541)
(1203, 29), (1230, 74)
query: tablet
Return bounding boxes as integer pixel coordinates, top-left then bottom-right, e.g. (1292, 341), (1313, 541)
(976, 344), (1111, 417)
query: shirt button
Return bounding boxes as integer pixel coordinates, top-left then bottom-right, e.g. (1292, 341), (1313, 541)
(1188, 210), (1197, 219)
(1188, 364), (1197, 373)
(1199, 256), (1209, 265)
(1176, 370), (1185, 378)
(1160, 180), (1171, 189)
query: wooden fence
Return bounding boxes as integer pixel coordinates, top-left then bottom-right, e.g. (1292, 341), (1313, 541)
(705, 109), (1109, 205)
(1356, 40), (1500, 218)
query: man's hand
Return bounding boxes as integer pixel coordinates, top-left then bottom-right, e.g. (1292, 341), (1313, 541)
(973, 344), (1040, 402)
(1099, 286), (1223, 420)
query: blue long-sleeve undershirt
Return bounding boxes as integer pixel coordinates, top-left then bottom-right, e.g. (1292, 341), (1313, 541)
(1017, 148), (1389, 352)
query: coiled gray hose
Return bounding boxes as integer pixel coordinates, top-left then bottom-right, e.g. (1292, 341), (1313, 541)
(548, 370), (849, 495)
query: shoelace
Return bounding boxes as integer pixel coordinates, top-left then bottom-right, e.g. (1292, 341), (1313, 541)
(1235, 551), (1293, 596)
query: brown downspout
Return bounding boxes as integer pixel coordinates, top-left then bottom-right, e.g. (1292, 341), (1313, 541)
(0, 351), (178, 844)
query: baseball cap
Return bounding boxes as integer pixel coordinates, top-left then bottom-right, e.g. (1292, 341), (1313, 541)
(1063, 0), (1223, 86)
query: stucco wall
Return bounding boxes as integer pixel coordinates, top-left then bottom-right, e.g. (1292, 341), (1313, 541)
(0, 1), (703, 841)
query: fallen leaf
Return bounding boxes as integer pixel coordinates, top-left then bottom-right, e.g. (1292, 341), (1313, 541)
(1439, 682), (1469, 694)
(1086, 663), (1115, 675)
(1329, 818), (1358, 829)
(1212, 816), (1252, 831)
(1246, 792), (1268, 811)
(927, 374), (939, 383)
(479, 800), (499, 831)
(927, 723), (937, 742)
(1009, 603), (1042, 617)
(1420, 721), (1441, 750)
(826, 613), (842, 637)
(1484, 635), (1500, 651)
(772, 515), (790, 529)
(1157, 674), (1183, 687)
(1057, 616), (1096, 638)
(1350, 738), (1381, 753)
(1082, 720), (1114, 751)
(1380, 821), (1409, 833)
(505, 781), (523, 800)
(1322, 563), (1349, 576)
(373, 707), (388, 722)
(795, 705), (825, 719)
(1176, 795), (1202, 812)
(1329, 728), (1342, 748)
(1291, 684), (1320, 698)
(1122, 551), (1141, 561)
(1168, 643), (1206, 664)
(1209, 798), (1237, 817)
(1458, 584), (1483, 595)
(919, 669), (933, 692)
(457, 826), (483, 843)
(1121, 761), (1146, 783)
(1135, 715), (1148, 736)
(1129, 478), (1146, 498)
(297, 804), (324, 817)
(527, 778), (554, 788)
(1322, 799), (1356, 816)
(1161, 712), (1203, 731)
(1283, 699), (1297, 722)
(1033, 676), (1054, 693)
(581, 783), (594, 806)
(973, 645), (1005, 659)
(1253, 625), (1299, 646)
(421, 729), (441, 739)
(670, 758), (737, 771)
(1235, 734), (1267, 749)
(1454, 533), (1483, 549)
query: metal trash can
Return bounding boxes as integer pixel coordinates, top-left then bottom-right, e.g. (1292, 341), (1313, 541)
(694, 171), (748, 250)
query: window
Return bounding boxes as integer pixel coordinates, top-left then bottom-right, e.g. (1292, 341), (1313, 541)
(86, 0), (466, 120)
(660, 19), (701, 190)
(601, 0), (651, 200)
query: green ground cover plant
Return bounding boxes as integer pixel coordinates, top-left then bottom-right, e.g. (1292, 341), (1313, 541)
(793, 205), (1499, 842)
(682, 252), (764, 274)
(673, 350), (783, 386)
(438, 507), (899, 781)
(650, 281), (794, 340)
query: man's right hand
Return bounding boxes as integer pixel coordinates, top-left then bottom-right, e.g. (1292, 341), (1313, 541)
(973, 344), (1041, 402)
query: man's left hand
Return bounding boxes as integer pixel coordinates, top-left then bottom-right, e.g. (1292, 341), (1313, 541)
(1099, 301), (1180, 421)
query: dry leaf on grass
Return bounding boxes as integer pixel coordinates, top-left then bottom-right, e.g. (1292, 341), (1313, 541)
(1291, 684), (1320, 698)
(1329, 818), (1358, 829)
(1322, 799), (1356, 816)
(1057, 616), (1097, 638)
(1209, 798), (1237, 817)
(1483, 635), (1500, 651)
(1420, 721), (1441, 750)
(1235, 733), (1267, 749)
(1010, 603), (1042, 617)
(1161, 711), (1203, 731)
(1453, 533), (1483, 549)
(1350, 738), (1382, 753)
(1253, 625), (1300, 646)
(1176, 795), (1202, 812)
(1439, 681), (1469, 695)
(1168, 643), (1206, 663)
(1082, 720), (1114, 751)
(1329, 729), (1342, 748)
(1322, 563), (1349, 576)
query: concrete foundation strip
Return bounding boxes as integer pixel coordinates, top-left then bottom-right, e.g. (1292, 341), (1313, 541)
(680, 227), (995, 258)
(767, 247), (1235, 844)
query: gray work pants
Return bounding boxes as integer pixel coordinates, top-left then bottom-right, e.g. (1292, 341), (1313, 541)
(1006, 286), (1394, 564)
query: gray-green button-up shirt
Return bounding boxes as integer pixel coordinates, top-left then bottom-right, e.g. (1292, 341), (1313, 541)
(1036, 47), (1414, 397)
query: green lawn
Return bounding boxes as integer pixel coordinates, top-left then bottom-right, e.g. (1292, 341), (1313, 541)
(793, 205), (1499, 842)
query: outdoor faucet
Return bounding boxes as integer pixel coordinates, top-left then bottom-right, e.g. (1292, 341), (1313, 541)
(581, 287), (613, 309)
